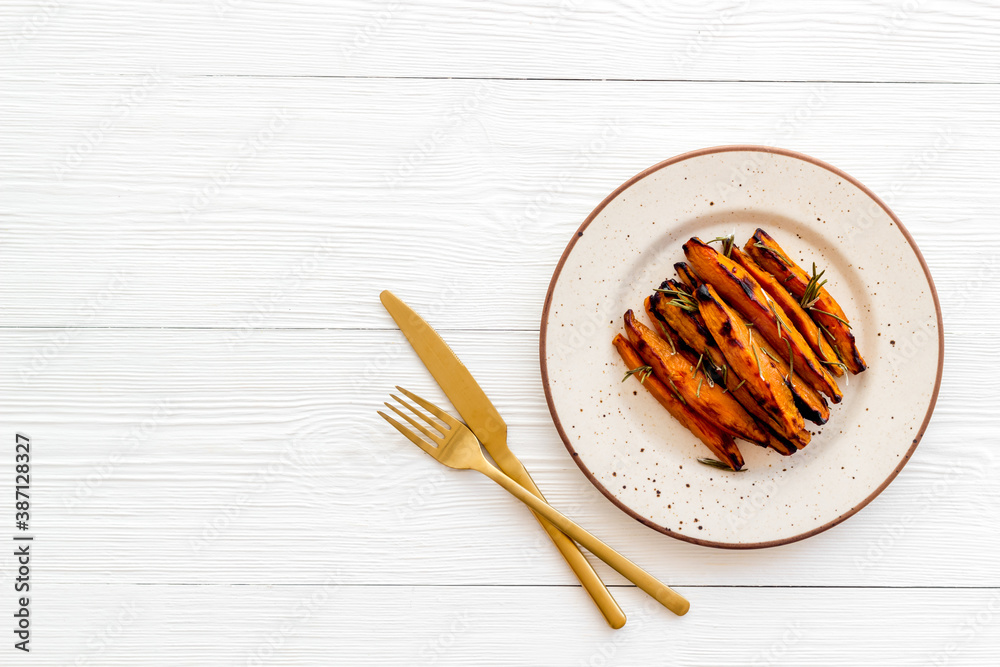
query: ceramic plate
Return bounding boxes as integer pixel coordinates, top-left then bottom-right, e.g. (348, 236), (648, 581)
(540, 146), (943, 548)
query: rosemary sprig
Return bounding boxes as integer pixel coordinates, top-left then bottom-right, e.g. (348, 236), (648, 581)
(690, 352), (704, 378)
(723, 377), (747, 395)
(654, 288), (698, 313)
(765, 295), (795, 379)
(815, 324), (850, 386)
(622, 365), (653, 384)
(817, 321), (836, 344)
(760, 345), (781, 365)
(748, 325), (764, 380)
(697, 457), (746, 472)
(708, 233), (735, 258)
(703, 353), (717, 388)
(767, 294), (781, 336)
(810, 307), (852, 328)
(666, 377), (686, 404)
(820, 358), (849, 375)
(753, 242), (791, 266)
(800, 262), (827, 309)
(652, 319), (678, 355)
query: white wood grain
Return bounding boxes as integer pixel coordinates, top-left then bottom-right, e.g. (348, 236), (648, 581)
(2, 1), (998, 82)
(2, 328), (994, 588)
(14, 584), (1000, 665)
(3, 1), (999, 662)
(0, 78), (997, 329)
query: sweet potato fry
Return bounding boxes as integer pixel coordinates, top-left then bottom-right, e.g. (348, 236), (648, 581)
(745, 229), (866, 374)
(674, 262), (702, 290)
(613, 334), (744, 470)
(683, 237), (843, 403)
(729, 245), (843, 377)
(642, 295), (690, 359)
(637, 304), (796, 454)
(649, 284), (714, 359)
(653, 281), (828, 425)
(694, 283), (805, 439)
(754, 331), (830, 425)
(623, 310), (771, 446)
(645, 294), (792, 453)
(648, 287), (815, 447)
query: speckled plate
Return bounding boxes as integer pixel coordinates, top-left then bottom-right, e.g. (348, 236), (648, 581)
(539, 146), (943, 549)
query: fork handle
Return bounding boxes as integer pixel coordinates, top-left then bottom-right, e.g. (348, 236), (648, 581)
(478, 462), (690, 617)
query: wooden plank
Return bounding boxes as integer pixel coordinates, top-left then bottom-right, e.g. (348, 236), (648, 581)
(2, 1), (998, 81)
(18, 584), (1000, 665)
(0, 77), (997, 329)
(2, 328), (994, 586)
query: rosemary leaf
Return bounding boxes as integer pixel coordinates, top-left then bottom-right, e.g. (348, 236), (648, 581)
(697, 457), (746, 472)
(820, 358), (849, 375)
(654, 288), (698, 313)
(669, 298), (697, 313)
(708, 234), (735, 258)
(690, 352), (704, 378)
(799, 262), (828, 308)
(753, 242), (791, 266)
(748, 326), (764, 380)
(809, 306), (852, 328)
(652, 319), (678, 355)
(622, 365), (653, 384)
(666, 377), (687, 405)
(761, 345), (781, 365)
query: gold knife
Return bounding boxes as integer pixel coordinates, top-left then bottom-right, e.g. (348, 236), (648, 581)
(380, 290), (626, 629)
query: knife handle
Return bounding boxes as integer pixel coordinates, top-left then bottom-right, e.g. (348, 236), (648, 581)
(490, 451), (627, 628)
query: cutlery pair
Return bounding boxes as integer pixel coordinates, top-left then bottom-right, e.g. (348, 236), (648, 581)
(379, 290), (689, 624)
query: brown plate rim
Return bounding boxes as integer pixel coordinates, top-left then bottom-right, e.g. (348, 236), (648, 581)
(538, 144), (945, 550)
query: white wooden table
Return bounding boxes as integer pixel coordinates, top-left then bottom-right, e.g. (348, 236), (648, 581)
(2, 2), (999, 664)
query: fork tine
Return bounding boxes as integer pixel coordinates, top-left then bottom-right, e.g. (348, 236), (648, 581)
(395, 386), (456, 426)
(391, 393), (448, 434)
(384, 401), (442, 444)
(378, 411), (438, 457)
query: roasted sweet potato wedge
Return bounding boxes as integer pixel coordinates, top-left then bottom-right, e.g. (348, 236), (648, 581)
(648, 286), (812, 449)
(745, 229), (866, 374)
(613, 334), (744, 470)
(623, 310), (772, 446)
(674, 262), (702, 290)
(633, 305), (792, 455)
(754, 334), (830, 426)
(646, 285), (718, 365)
(683, 237), (843, 403)
(694, 283), (805, 439)
(729, 245), (843, 377)
(650, 283), (712, 352)
(654, 278), (828, 425)
(643, 295), (691, 359)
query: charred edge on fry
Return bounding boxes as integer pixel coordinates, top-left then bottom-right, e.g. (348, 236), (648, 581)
(791, 391), (828, 425)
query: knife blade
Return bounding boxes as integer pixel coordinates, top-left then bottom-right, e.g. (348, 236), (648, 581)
(380, 290), (626, 629)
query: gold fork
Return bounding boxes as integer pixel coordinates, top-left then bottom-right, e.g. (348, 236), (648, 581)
(379, 386), (690, 617)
